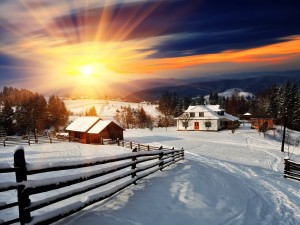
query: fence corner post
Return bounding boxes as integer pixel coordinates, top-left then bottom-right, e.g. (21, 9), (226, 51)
(131, 147), (137, 184)
(14, 147), (31, 224)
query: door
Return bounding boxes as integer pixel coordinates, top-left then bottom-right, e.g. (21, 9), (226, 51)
(194, 122), (199, 130)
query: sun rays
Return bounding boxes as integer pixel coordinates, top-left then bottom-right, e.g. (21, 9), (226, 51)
(0, 0), (300, 96)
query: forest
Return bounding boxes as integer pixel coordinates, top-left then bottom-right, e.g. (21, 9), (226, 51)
(0, 87), (69, 135)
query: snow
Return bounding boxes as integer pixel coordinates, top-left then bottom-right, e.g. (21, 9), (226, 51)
(88, 120), (124, 134)
(64, 100), (162, 120)
(66, 117), (101, 132)
(1, 125), (300, 225)
(205, 88), (254, 99)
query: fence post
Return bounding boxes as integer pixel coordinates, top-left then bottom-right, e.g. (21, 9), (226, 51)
(117, 138), (120, 146)
(3, 139), (5, 147)
(284, 158), (290, 178)
(14, 147), (31, 224)
(101, 138), (104, 145)
(159, 146), (163, 150)
(138, 144), (140, 151)
(131, 148), (137, 184)
(147, 145), (150, 151)
(28, 138), (30, 146)
(130, 141), (133, 149)
(172, 147), (175, 162)
(181, 147), (184, 160)
(122, 140), (124, 147)
(34, 129), (38, 143)
(159, 151), (164, 171)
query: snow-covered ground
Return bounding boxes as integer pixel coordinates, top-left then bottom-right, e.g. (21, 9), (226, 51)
(1, 124), (300, 225)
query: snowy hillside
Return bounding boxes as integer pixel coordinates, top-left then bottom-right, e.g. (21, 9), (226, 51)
(1, 125), (300, 224)
(205, 88), (254, 99)
(64, 99), (162, 120)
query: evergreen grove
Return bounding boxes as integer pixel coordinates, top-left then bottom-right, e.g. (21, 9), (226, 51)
(0, 87), (69, 136)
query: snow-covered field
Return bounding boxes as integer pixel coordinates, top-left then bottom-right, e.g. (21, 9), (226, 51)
(64, 99), (162, 120)
(1, 125), (300, 225)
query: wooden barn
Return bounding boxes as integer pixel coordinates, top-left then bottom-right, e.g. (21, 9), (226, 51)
(66, 117), (124, 144)
(66, 117), (101, 144)
(88, 120), (125, 144)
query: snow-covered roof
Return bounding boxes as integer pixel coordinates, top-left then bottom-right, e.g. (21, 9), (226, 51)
(243, 112), (252, 116)
(88, 120), (124, 134)
(66, 117), (101, 132)
(206, 105), (224, 112)
(221, 113), (239, 121)
(180, 105), (238, 121)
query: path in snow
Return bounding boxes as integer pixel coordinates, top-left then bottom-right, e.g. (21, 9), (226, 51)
(56, 126), (300, 225)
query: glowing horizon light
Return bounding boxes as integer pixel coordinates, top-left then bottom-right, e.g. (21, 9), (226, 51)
(80, 65), (93, 77)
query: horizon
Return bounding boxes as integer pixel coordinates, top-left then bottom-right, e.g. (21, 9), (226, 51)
(1, 0), (300, 96)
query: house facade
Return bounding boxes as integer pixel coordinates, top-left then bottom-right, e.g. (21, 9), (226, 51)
(176, 105), (239, 131)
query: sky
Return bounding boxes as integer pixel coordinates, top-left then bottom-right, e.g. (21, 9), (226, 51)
(0, 0), (300, 95)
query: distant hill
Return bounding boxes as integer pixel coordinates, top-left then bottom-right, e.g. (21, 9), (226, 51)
(204, 88), (254, 99)
(125, 71), (300, 102)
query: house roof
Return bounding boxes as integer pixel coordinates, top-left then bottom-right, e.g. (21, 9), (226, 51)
(66, 117), (101, 132)
(221, 113), (239, 121)
(244, 112), (252, 116)
(178, 105), (238, 121)
(88, 120), (124, 134)
(206, 105), (224, 112)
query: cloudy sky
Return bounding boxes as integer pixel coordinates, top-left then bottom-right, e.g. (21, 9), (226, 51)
(0, 0), (300, 94)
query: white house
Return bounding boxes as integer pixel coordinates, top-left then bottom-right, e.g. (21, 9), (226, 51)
(176, 105), (239, 131)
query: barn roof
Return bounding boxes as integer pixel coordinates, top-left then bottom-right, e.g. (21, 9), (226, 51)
(88, 120), (124, 134)
(66, 117), (101, 132)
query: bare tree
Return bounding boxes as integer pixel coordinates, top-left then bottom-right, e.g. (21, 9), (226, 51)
(179, 113), (192, 130)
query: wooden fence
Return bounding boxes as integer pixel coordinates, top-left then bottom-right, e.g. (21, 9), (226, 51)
(284, 158), (300, 181)
(0, 144), (184, 225)
(0, 135), (68, 147)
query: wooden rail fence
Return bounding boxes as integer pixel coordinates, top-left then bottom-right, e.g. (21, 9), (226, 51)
(0, 144), (184, 225)
(0, 135), (68, 147)
(284, 158), (300, 181)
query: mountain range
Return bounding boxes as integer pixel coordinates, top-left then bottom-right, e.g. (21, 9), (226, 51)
(124, 70), (300, 102)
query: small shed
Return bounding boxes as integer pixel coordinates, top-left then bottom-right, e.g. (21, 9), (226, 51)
(243, 112), (252, 120)
(66, 117), (101, 144)
(88, 120), (125, 144)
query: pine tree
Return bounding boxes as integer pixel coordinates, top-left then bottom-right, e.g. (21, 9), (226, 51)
(1, 101), (14, 135)
(48, 95), (69, 131)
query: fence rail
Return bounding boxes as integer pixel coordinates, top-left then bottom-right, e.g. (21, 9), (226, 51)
(0, 143), (184, 225)
(284, 158), (300, 181)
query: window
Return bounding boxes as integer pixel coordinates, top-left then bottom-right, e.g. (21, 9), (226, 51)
(199, 112), (204, 117)
(205, 121), (211, 128)
(190, 112), (195, 117)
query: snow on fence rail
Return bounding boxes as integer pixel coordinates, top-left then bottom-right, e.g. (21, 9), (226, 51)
(284, 158), (300, 181)
(0, 145), (184, 225)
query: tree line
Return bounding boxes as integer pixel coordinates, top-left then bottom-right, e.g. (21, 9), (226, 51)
(0, 86), (69, 136)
